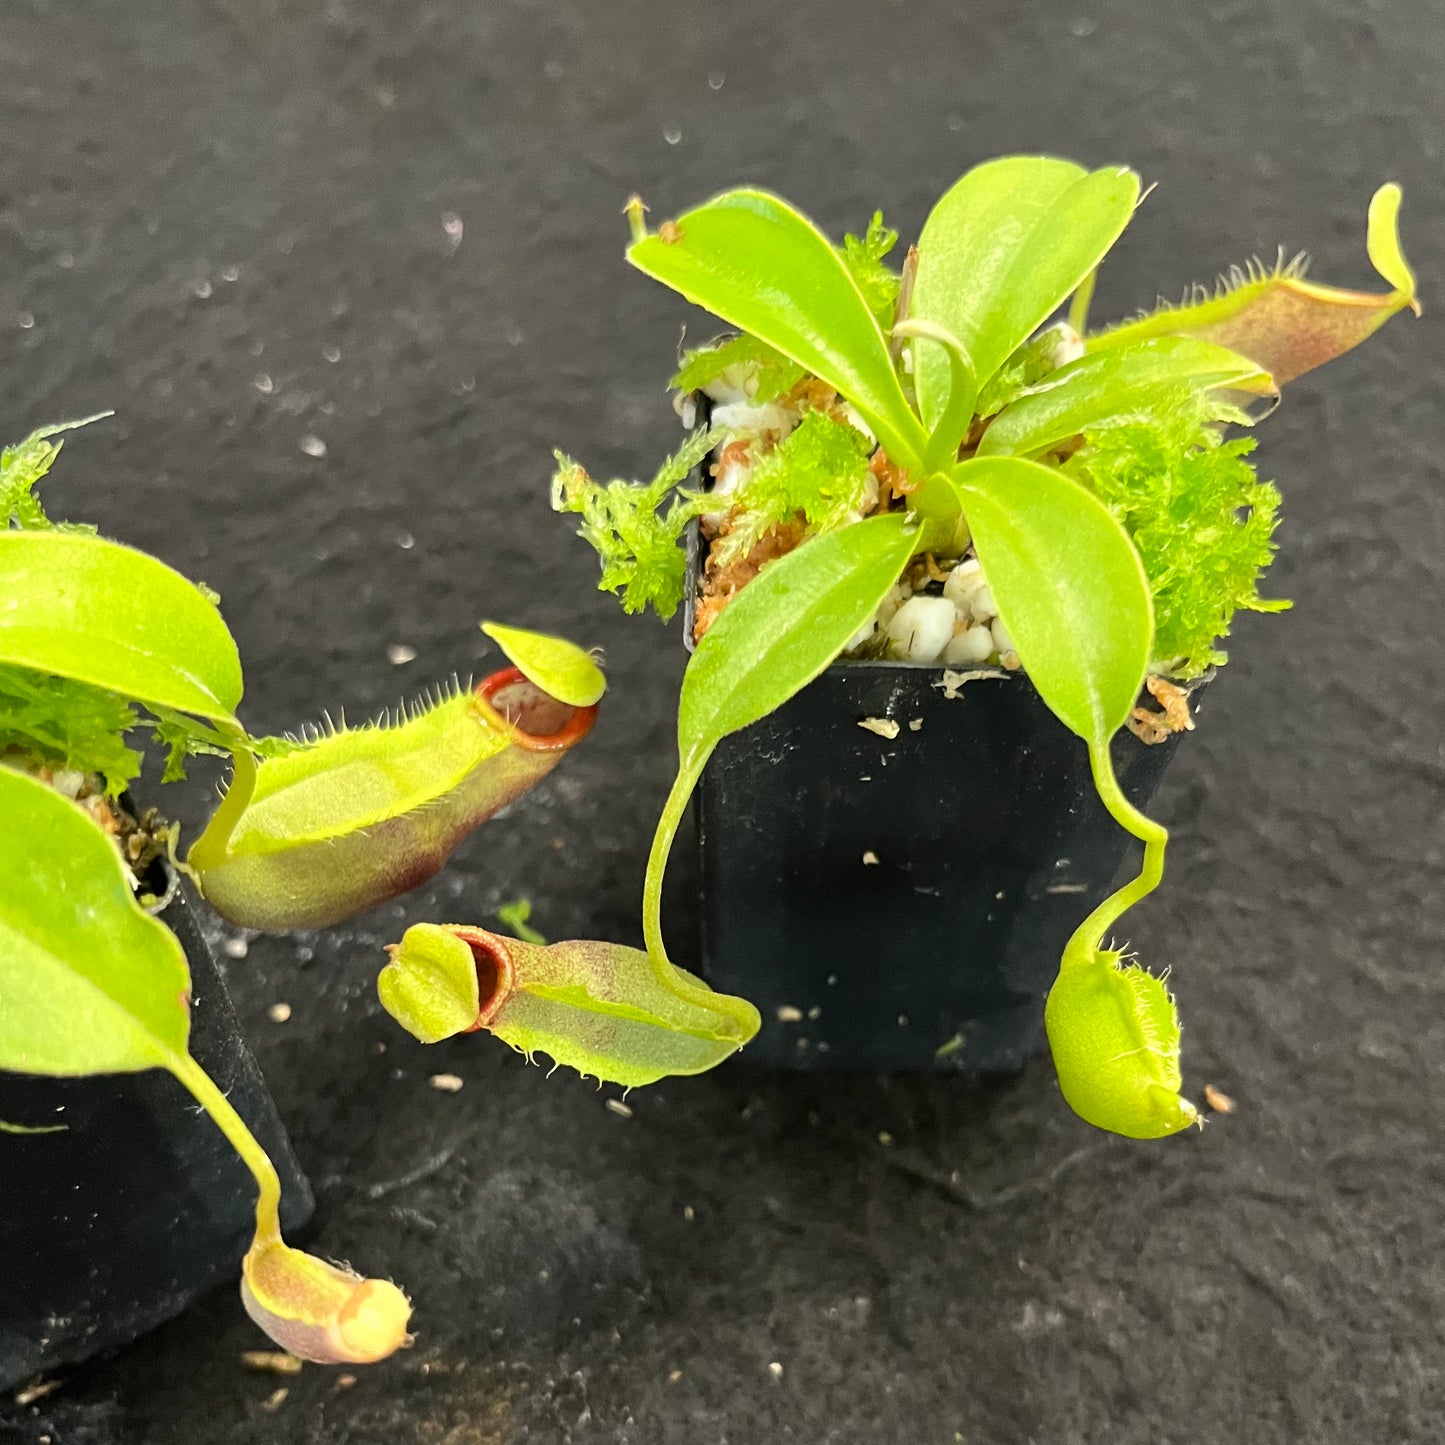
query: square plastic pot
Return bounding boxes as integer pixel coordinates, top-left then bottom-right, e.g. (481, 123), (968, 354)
(0, 852), (312, 1389)
(684, 526), (1200, 1072)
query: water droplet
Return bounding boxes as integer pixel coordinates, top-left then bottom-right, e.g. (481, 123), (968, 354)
(396, 531), (415, 550)
(254, 373), (275, 394)
(323, 345), (341, 363)
(220, 265), (240, 282)
(946, 113), (964, 132)
(442, 212), (464, 251)
(17, 312), (34, 330)
(387, 643), (417, 665)
(192, 278), (213, 299)
(300, 434), (328, 457)
(663, 124), (682, 146)
(1069, 15), (1097, 36)
(707, 71), (725, 90)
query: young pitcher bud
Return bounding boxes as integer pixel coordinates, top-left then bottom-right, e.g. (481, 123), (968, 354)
(193, 668), (598, 931)
(379, 922), (761, 1087)
(241, 1239), (413, 1365)
(1044, 942), (1199, 1140)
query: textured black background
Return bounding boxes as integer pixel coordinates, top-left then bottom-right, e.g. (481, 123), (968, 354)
(2, 1), (1442, 1441)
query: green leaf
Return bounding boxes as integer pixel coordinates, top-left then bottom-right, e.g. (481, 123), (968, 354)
(976, 337), (1274, 459)
(642, 513), (919, 965)
(973, 325), (1074, 419)
(911, 157), (1140, 424)
(0, 766), (191, 1076)
(629, 190), (928, 472)
(481, 621), (607, 707)
(948, 457), (1152, 743)
(1086, 182), (1418, 385)
(678, 513), (918, 764)
(0, 532), (243, 725)
(0, 774), (370, 1348)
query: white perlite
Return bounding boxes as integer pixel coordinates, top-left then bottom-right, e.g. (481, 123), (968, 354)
(885, 595), (956, 663)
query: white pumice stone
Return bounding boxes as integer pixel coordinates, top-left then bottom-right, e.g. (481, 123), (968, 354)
(843, 404), (876, 443)
(847, 472), (880, 521)
(875, 581), (912, 629)
(51, 769), (86, 799)
(844, 616), (877, 653)
(1045, 321), (1086, 368)
(942, 558), (984, 611)
(886, 596), (957, 663)
(990, 615), (1016, 657)
(968, 584), (998, 623)
(709, 400), (796, 440)
(942, 625), (996, 666)
(711, 455), (752, 498)
(700, 362), (757, 406)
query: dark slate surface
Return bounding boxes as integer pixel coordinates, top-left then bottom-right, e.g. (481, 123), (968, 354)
(2, 0), (1441, 1440)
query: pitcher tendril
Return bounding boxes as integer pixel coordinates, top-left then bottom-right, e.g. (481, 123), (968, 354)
(168, 1051), (413, 1361)
(1041, 740), (1199, 1140)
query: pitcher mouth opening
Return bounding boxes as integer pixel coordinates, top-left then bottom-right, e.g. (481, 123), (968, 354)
(474, 667), (600, 751)
(449, 925), (517, 1031)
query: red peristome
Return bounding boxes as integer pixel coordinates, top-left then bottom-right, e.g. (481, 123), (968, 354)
(475, 667), (600, 752)
(445, 924), (517, 1031)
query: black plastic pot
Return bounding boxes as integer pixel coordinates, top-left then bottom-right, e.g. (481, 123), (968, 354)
(684, 530), (1201, 1072)
(0, 855), (312, 1389)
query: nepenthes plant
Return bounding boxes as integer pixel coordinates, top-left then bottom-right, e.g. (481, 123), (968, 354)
(0, 421), (699, 1361)
(543, 155), (1417, 1137)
